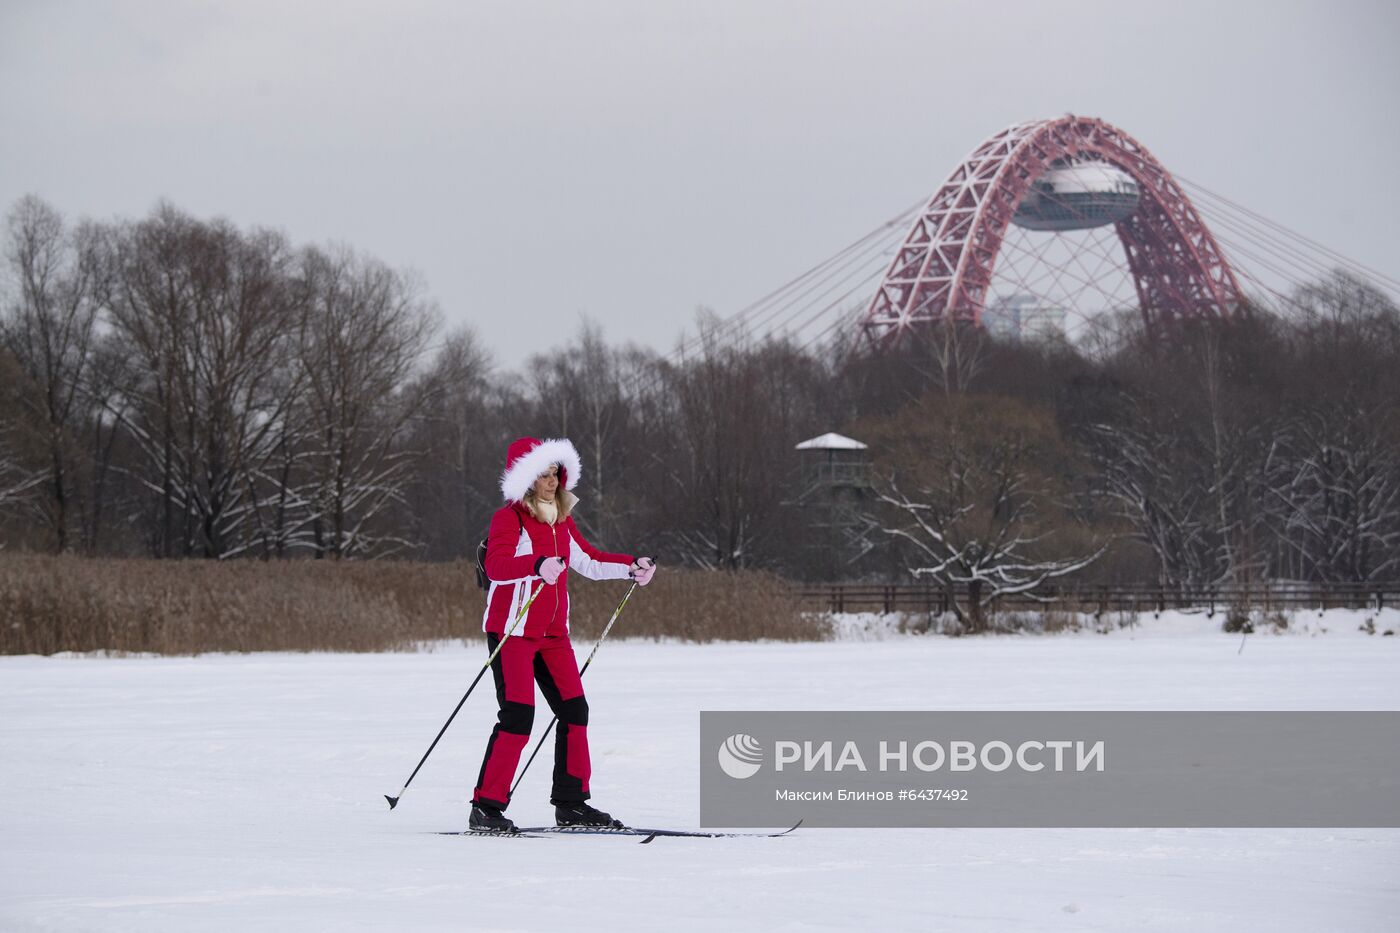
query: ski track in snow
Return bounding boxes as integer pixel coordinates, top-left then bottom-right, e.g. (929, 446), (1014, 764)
(2, 613), (1399, 932)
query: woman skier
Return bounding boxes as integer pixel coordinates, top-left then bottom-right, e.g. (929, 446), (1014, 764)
(470, 436), (656, 833)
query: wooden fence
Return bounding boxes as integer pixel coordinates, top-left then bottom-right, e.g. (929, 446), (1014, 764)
(798, 581), (1400, 616)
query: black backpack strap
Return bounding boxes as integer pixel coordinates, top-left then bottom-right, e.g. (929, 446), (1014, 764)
(476, 506), (528, 591)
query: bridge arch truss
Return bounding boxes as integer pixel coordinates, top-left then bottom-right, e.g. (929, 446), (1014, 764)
(859, 116), (1246, 348)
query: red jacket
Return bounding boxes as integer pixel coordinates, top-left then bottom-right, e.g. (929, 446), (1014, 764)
(481, 502), (635, 637)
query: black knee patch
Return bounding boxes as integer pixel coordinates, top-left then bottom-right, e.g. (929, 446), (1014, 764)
(498, 701), (534, 735)
(558, 695), (588, 726)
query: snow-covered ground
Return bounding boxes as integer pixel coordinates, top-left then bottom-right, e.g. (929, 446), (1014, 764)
(2, 611), (1398, 932)
(828, 606), (1400, 641)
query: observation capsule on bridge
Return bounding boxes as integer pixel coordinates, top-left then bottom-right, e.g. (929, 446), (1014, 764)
(1011, 160), (1140, 232)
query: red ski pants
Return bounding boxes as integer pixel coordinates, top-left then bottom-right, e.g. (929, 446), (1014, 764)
(472, 633), (590, 810)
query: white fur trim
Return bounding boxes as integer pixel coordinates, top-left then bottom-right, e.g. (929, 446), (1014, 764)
(499, 437), (582, 502)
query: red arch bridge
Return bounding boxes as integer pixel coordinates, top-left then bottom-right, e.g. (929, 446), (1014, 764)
(665, 114), (1397, 360)
(858, 115), (1243, 347)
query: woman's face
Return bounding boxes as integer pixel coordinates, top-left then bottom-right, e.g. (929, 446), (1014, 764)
(533, 464), (559, 502)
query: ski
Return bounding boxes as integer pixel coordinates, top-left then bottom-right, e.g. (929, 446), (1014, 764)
(516, 819), (803, 842)
(437, 820), (802, 842)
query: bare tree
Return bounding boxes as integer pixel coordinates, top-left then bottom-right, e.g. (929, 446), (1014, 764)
(296, 246), (438, 558)
(99, 204), (194, 556)
(401, 324), (497, 560)
(100, 207), (302, 557)
(0, 196), (102, 551)
(184, 224), (303, 557)
(647, 316), (834, 570)
(1083, 417), (1225, 587)
(76, 333), (134, 552)
(0, 350), (46, 525)
(519, 320), (629, 537)
(919, 317), (986, 397)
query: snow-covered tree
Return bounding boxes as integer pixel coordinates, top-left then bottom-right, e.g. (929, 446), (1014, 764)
(863, 393), (1103, 631)
(1260, 271), (1400, 581)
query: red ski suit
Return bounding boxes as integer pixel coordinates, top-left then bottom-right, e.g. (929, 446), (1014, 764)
(473, 502), (634, 810)
(481, 502), (634, 638)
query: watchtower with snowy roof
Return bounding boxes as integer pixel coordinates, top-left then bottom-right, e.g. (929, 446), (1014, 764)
(795, 432), (870, 492)
(793, 432), (872, 579)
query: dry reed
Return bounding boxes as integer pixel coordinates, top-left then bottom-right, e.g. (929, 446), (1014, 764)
(0, 553), (823, 656)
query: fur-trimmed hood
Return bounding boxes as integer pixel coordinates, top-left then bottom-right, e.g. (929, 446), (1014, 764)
(499, 436), (582, 503)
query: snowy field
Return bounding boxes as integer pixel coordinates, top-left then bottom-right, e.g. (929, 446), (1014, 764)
(3, 610), (1399, 932)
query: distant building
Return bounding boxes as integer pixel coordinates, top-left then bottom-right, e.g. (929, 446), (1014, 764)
(792, 432), (874, 580)
(983, 294), (1067, 343)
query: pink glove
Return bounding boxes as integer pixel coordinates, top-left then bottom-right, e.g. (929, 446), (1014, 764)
(537, 556), (567, 585)
(629, 556), (656, 586)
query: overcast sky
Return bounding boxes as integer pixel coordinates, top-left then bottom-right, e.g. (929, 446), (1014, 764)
(2, 0), (1397, 370)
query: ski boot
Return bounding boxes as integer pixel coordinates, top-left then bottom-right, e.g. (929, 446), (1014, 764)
(553, 800), (624, 828)
(469, 803), (518, 834)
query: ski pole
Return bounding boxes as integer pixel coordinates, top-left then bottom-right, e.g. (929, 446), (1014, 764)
(385, 580), (544, 810)
(511, 581), (637, 795)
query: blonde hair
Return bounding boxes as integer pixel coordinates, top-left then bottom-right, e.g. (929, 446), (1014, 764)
(522, 476), (576, 522)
